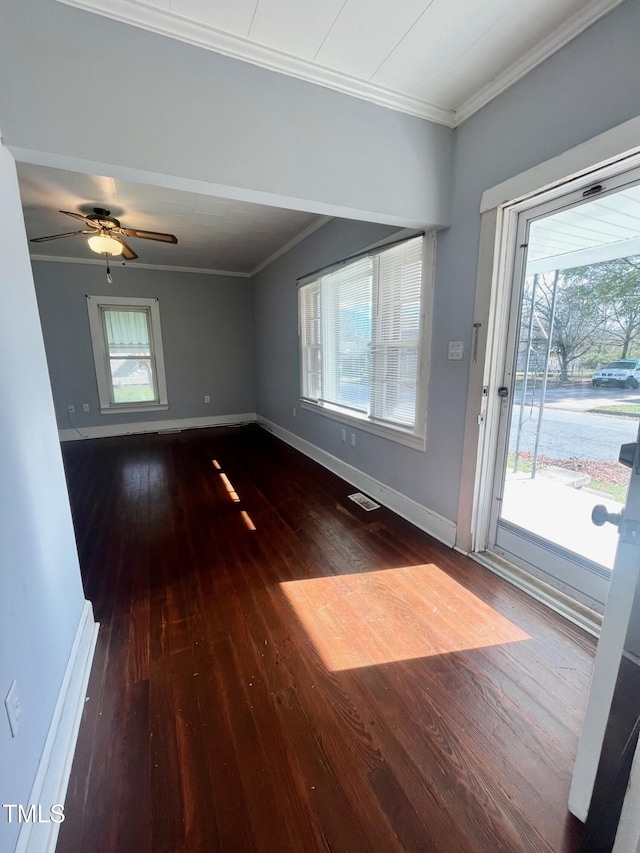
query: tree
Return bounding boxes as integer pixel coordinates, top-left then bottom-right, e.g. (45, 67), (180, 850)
(527, 270), (609, 380)
(519, 253), (640, 381)
(571, 256), (640, 358)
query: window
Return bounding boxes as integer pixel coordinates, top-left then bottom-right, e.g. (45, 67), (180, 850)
(298, 235), (430, 447)
(87, 295), (169, 414)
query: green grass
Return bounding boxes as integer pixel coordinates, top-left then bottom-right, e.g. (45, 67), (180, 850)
(590, 479), (627, 503)
(595, 403), (640, 415)
(507, 452), (532, 473)
(113, 386), (155, 403)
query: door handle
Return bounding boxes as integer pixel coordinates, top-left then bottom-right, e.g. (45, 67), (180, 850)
(618, 442), (638, 469)
(591, 504), (622, 528)
(497, 386), (509, 398)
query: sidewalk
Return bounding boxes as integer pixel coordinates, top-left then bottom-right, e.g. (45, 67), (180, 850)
(501, 472), (621, 569)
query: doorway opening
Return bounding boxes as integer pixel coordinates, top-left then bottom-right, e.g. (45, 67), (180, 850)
(474, 159), (640, 614)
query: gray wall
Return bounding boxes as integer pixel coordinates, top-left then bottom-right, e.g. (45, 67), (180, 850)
(0, 141), (87, 853)
(430, 0), (640, 519)
(3, 0), (640, 522)
(33, 262), (256, 429)
(252, 0), (640, 525)
(253, 218), (445, 508)
(0, 0), (452, 229)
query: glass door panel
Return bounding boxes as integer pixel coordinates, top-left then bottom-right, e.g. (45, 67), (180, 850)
(490, 178), (640, 608)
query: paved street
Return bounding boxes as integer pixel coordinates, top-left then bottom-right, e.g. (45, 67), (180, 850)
(509, 382), (639, 461)
(515, 382), (640, 412)
(509, 405), (638, 461)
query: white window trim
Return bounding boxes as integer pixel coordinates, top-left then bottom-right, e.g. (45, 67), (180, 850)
(86, 294), (169, 415)
(299, 232), (434, 451)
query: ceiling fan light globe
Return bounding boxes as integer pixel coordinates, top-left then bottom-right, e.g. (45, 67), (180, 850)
(88, 234), (123, 256)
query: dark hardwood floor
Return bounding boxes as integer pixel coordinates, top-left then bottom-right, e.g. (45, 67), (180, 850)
(56, 425), (594, 853)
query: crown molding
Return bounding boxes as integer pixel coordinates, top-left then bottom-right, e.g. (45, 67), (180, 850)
(454, 0), (627, 125)
(56, 0), (625, 129)
(30, 254), (251, 277)
(249, 216), (332, 277)
(54, 0), (456, 127)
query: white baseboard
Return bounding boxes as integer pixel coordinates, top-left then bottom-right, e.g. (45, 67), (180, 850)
(59, 412), (257, 441)
(623, 649), (640, 667)
(257, 416), (457, 548)
(14, 601), (99, 853)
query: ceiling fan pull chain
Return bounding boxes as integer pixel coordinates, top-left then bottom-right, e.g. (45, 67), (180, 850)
(106, 255), (113, 285)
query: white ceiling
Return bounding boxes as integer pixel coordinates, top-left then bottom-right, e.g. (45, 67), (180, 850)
(24, 0), (626, 274)
(526, 184), (640, 275)
(56, 0), (624, 125)
(18, 163), (327, 275)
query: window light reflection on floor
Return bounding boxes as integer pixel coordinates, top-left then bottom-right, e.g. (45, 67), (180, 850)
(280, 564), (530, 671)
(219, 472), (240, 502)
(210, 460), (256, 529)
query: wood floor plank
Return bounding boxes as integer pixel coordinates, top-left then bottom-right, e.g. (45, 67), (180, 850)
(56, 425), (594, 853)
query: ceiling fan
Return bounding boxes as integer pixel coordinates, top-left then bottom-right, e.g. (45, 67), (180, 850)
(30, 208), (178, 260)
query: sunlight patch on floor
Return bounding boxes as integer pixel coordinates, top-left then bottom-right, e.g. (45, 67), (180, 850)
(281, 564), (530, 671)
(219, 472), (240, 502)
(210, 460), (257, 529)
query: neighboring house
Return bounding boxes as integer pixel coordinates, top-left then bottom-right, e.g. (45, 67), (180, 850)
(2, 1), (640, 851)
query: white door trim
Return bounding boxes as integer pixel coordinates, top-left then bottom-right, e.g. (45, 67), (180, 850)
(480, 115), (640, 214)
(457, 116), (640, 560)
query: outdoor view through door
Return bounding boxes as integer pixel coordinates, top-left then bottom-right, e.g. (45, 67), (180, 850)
(494, 180), (640, 606)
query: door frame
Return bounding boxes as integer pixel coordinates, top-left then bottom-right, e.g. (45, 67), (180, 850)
(456, 116), (640, 618)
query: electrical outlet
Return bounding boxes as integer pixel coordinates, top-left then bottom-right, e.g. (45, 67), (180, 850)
(204, 395), (210, 404)
(82, 403), (90, 412)
(68, 404), (75, 414)
(350, 433), (356, 447)
(341, 429), (346, 442)
(5, 680), (21, 737)
(448, 340), (464, 360)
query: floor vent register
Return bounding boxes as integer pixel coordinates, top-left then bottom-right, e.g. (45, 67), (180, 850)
(348, 493), (380, 511)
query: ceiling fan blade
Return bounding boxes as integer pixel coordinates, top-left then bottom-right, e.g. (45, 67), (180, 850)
(112, 235), (138, 260)
(121, 228), (178, 244)
(30, 229), (95, 243)
(59, 210), (100, 229)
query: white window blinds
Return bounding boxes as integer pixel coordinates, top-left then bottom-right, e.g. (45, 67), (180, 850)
(299, 236), (424, 431)
(101, 307), (158, 405)
(87, 295), (169, 414)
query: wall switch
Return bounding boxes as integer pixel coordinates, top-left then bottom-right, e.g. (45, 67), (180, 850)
(341, 429), (346, 442)
(448, 341), (464, 360)
(350, 433), (356, 447)
(204, 395), (210, 403)
(82, 403), (90, 412)
(5, 680), (21, 737)
(67, 404), (75, 414)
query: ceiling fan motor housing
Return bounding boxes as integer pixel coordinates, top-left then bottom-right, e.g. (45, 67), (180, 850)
(87, 208), (120, 230)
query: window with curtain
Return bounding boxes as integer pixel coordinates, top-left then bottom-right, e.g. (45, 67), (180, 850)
(298, 235), (427, 441)
(87, 295), (169, 413)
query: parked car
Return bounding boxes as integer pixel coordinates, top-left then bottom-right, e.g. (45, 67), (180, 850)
(592, 359), (640, 388)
